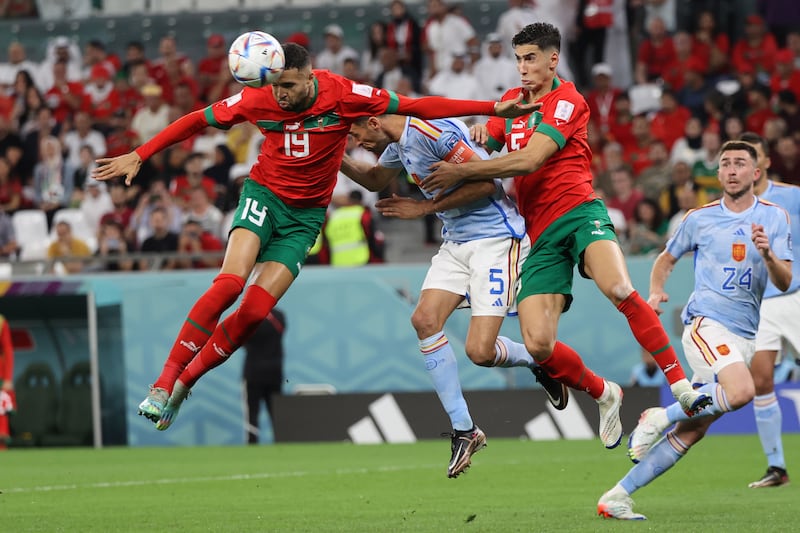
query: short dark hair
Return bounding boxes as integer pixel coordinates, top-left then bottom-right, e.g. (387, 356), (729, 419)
(720, 140), (758, 162)
(739, 132), (769, 157)
(283, 42), (311, 70)
(511, 22), (561, 52)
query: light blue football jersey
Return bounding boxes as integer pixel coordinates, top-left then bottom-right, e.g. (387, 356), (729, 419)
(378, 117), (526, 243)
(666, 197), (792, 338)
(759, 180), (800, 298)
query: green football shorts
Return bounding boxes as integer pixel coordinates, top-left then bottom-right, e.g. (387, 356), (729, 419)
(517, 199), (618, 311)
(230, 178), (326, 278)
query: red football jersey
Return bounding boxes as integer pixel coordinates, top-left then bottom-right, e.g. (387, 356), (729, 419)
(205, 70), (395, 208)
(485, 79), (597, 243)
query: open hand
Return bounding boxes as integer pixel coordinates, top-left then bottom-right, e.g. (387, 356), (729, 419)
(92, 152), (143, 186)
(493, 90), (542, 118)
(647, 291), (669, 316)
(375, 194), (429, 219)
(420, 161), (463, 196)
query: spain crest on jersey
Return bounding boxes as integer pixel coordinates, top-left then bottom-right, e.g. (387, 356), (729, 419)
(732, 241), (746, 262)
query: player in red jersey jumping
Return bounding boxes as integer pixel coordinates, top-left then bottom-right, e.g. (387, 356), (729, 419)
(92, 42), (537, 431)
(421, 23), (712, 448)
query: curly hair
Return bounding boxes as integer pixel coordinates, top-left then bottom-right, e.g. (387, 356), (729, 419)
(511, 22), (561, 52)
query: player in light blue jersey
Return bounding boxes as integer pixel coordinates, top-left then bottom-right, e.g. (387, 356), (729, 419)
(598, 141), (793, 520)
(341, 114), (579, 478)
(740, 133), (800, 487)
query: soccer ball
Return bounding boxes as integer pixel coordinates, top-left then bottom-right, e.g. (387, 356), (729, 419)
(228, 31), (285, 88)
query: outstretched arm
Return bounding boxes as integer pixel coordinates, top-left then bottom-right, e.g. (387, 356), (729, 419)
(340, 154), (403, 192)
(421, 131), (559, 193)
(376, 180), (497, 219)
(395, 91), (540, 120)
(648, 250), (679, 316)
(93, 110), (209, 185)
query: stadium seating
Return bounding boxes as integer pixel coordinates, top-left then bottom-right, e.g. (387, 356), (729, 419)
(50, 208), (98, 253)
(12, 362), (60, 446)
(54, 361), (94, 446)
(11, 209), (50, 261)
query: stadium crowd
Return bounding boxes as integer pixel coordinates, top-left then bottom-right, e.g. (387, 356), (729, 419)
(0, 0), (799, 272)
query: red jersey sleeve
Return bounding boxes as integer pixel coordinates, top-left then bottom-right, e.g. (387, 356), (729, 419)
(485, 115), (507, 153)
(535, 90), (588, 150)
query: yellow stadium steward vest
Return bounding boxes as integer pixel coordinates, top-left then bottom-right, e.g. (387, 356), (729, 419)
(324, 205), (370, 267)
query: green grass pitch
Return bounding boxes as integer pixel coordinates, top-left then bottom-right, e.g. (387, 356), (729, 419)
(2, 435), (798, 532)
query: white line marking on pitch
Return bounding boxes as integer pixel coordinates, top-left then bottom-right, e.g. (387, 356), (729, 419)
(3, 462), (479, 494)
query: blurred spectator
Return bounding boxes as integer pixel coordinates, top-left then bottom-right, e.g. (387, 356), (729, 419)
(0, 209), (17, 259)
(149, 36), (189, 90)
(95, 219), (133, 272)
(771, 136), (800, 184)
(44, 60), (84, 123)
(0, 157), (21, 213)
(374, 47), (404, 93)
(0, 114), (22, 157)
(691, 10), (730, 68)
(41, 37), (82, 89)
(33, 136), (74, 227)
(770, 49), (800, 104)
(81, 40), (117, 82)
(139, 206), (179, 271)
(496, 0), (537, 51)
(47, 220), (90, 273)
(361, 21), (387, 84)
(83, 64), (120, 128)
(428, 52), (481, 106)
(764, 116), (789, 150)
(70, 144), (97, 204)
(341, 57), (367, 85)
(649, 90), (691, 151)
(606, 166), (643, 223)
(635, 16), (675, 84)
(745, 84), (777, 135)
(62, 111), (106, 168)
(118, 60), (148, 115)
(21, 106), (55, 179)
(669, 116), (705, 167)
(120, 41), (148, 79)
(757, 0), (800, 49)
(79, 179), (112, 237)
(204, 144), (235, 200)
(14, 70), (45, 136)
(182, 186), (223, 240)
(677, 58), (711, 119)
(197, 34), (228, 103)
(131, 179), (182, 244)
(170, 152), (217, 208)
(242, 308), (286, 444)
(627, 198), (668, 255)
(172, 84), (202, 117)
(630, 348), (667, 387)
(777, 90), (800, 141)
(191, 126), (227, 170)
(721, 114), (745, 143)
(572, 0), (613, 88)
(316, 24), (359, 75)
(175, 218), (223, 269)
(99, 182), (134, 241)
(473, 33), (520, 101)
(637, 140), (671, 200)
(661, 32), (706, 92)
(386, 0), (424, 91)
(732, 14), (778, 78)
(789, 31), (800, 69)
(666, 185), (699, 238)
(607, 91), (635, 148)
(131, 83), (169, 145)
(322, 190), (383, 266)
(423, 0), (477, 79)
(104, 109), (139, 159)
(625, 114), (653, 176)
(586, 62), (620, 138)
(660, 159), (704, 219)
(0, 42), (42, 90)
(692, 128), (722, 200)
(593, 141), (624, 198)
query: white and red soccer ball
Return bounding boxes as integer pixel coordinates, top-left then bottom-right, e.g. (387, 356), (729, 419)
(228, 31), (285, 88)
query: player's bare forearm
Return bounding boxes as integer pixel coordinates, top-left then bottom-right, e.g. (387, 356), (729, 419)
(648, 251), (677, 313)
(432, 180), (496, 213)
(339, 155), (398, 192)
(765, 256), (792, 292)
